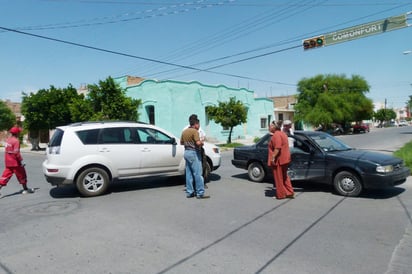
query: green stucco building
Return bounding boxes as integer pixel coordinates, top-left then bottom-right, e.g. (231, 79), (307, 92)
(115, 76), (274, 143)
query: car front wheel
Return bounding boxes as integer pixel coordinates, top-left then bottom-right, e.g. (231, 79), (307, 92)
(76, 167), (110, 197)
(203, 160), (212, 182)
(248, 162), (266, 182)
(333, 171), (362, 197)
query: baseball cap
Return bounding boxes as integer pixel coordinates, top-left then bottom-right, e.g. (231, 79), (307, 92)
(9, 127), (22, 134)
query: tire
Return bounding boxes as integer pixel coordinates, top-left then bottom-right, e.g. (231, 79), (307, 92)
(248, 162), (266, 182)
(203, 160), (212, 183)
(76, 167), (110, 197)
(333, 171), (362, 197)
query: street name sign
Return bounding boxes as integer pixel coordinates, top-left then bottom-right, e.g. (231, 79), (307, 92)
(303, 12), (410, 49)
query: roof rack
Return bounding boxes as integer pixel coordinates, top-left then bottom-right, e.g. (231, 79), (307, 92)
(68, 120), (147, 127)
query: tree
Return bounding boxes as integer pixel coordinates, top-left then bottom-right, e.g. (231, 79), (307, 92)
(294, 74), (374, 130)
(74, 76), (141, 121)
(406, 95), (412, 120)
(0, 100), (16, 131)
(22, 85), (82, 149)
(374, 108), (396, 126)
(22, 85), (82, 130)
(206, 97), (247, 144)
(21, 76), (142, 147)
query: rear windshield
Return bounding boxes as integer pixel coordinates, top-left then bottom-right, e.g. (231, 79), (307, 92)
(49, 129), (64, 147)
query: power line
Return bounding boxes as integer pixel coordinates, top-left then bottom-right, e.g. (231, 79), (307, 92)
(2, 0), (235, 32)
(147, 1), (412, 80)
(0, 25), (296, 86)
(139, 0), (325, 76)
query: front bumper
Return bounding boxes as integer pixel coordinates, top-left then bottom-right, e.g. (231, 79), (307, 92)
(362, 167), (410, 189)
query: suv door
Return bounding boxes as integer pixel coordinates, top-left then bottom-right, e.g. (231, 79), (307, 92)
(98, 127), (141, 177)
(135, 127), (184, 175)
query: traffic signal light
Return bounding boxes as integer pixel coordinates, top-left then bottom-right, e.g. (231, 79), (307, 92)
(303, 36), (325, 50)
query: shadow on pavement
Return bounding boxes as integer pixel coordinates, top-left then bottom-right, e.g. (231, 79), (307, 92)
(49, 173), (222, 198)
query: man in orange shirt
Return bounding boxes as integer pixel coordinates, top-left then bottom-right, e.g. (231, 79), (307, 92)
(268, 121), (294, 199)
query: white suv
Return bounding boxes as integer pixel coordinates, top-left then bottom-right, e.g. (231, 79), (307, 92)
(42, 121), (221, 197)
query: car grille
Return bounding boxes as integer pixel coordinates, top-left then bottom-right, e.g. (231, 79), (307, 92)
(393, 163), (403, 171)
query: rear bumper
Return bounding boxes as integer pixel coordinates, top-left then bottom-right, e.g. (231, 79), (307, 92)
(42, 160), (73, 186)
(231, 159), (248, 170)
(44, 175), (73, 186)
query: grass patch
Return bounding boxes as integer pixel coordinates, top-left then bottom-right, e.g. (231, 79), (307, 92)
(217, 142), (244, 149)
(394, 141), (412, 170)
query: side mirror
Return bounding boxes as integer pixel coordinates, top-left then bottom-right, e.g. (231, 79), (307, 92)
(170, 137), (177, 145)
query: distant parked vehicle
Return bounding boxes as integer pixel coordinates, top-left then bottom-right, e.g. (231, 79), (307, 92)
(399, 120), (409, 127)
(352, 123), (369, 133)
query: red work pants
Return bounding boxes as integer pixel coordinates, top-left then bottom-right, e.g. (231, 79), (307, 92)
(0, 166), (27, 186)
(272, 164), (294, 199)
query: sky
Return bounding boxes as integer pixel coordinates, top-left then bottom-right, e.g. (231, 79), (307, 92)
(1, 0), (412, 109)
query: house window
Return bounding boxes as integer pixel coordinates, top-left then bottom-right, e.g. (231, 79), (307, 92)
(146, 105), (155, 125)
(260, 117), (268, 129)
(278, 113), (284, 121)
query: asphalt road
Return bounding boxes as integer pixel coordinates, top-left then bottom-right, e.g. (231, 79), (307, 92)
(0, 127), (412, 274)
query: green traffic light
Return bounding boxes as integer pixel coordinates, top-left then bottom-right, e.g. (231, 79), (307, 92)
(316, 38), (323, 45)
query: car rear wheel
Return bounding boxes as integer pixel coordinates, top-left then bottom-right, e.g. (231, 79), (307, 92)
(76, 167), (110, 197)
(248, 162), (265, 182)
(333, 171), (362, 197)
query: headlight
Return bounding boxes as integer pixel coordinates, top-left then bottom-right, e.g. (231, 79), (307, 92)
(212, 147), (220, 154)
(376, 165), (394, 173)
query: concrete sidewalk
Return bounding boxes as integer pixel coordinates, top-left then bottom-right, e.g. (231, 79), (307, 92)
(385, 175), (412, 274)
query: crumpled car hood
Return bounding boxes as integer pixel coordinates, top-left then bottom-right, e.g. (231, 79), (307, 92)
(333, 149), (401, 165)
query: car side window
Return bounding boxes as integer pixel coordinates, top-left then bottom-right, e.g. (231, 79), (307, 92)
(76, 129), (100, 145)
(290, 136), (311, 153)
(257, 134), (271, 148)
(136, 128), (173, 144)
(100, 128), (133, 144)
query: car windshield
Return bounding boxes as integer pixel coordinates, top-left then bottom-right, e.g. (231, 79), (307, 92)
(311, 133), (352, 152)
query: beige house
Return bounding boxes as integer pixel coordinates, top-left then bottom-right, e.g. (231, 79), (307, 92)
(269, 95), (297, 124)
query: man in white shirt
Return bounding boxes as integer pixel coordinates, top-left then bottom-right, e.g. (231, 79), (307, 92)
(282, 120), (294, 148)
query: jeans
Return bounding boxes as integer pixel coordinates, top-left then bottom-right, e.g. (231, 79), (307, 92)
(184, 149), (205, 197)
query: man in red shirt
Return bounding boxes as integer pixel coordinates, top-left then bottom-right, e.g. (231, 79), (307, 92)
(0, 126), (34, 196)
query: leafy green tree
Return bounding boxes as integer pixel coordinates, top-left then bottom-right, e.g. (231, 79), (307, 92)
(294, 74), (374, 130)
(406, 95), (412, 120)
(206, 97), (247, 144)
(78, 76), (141, 121)
(22, 85), (82, 130)
(0, 100), (16, 130)
(22, 85), (83, 149)
(374, 108), (396, 126)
